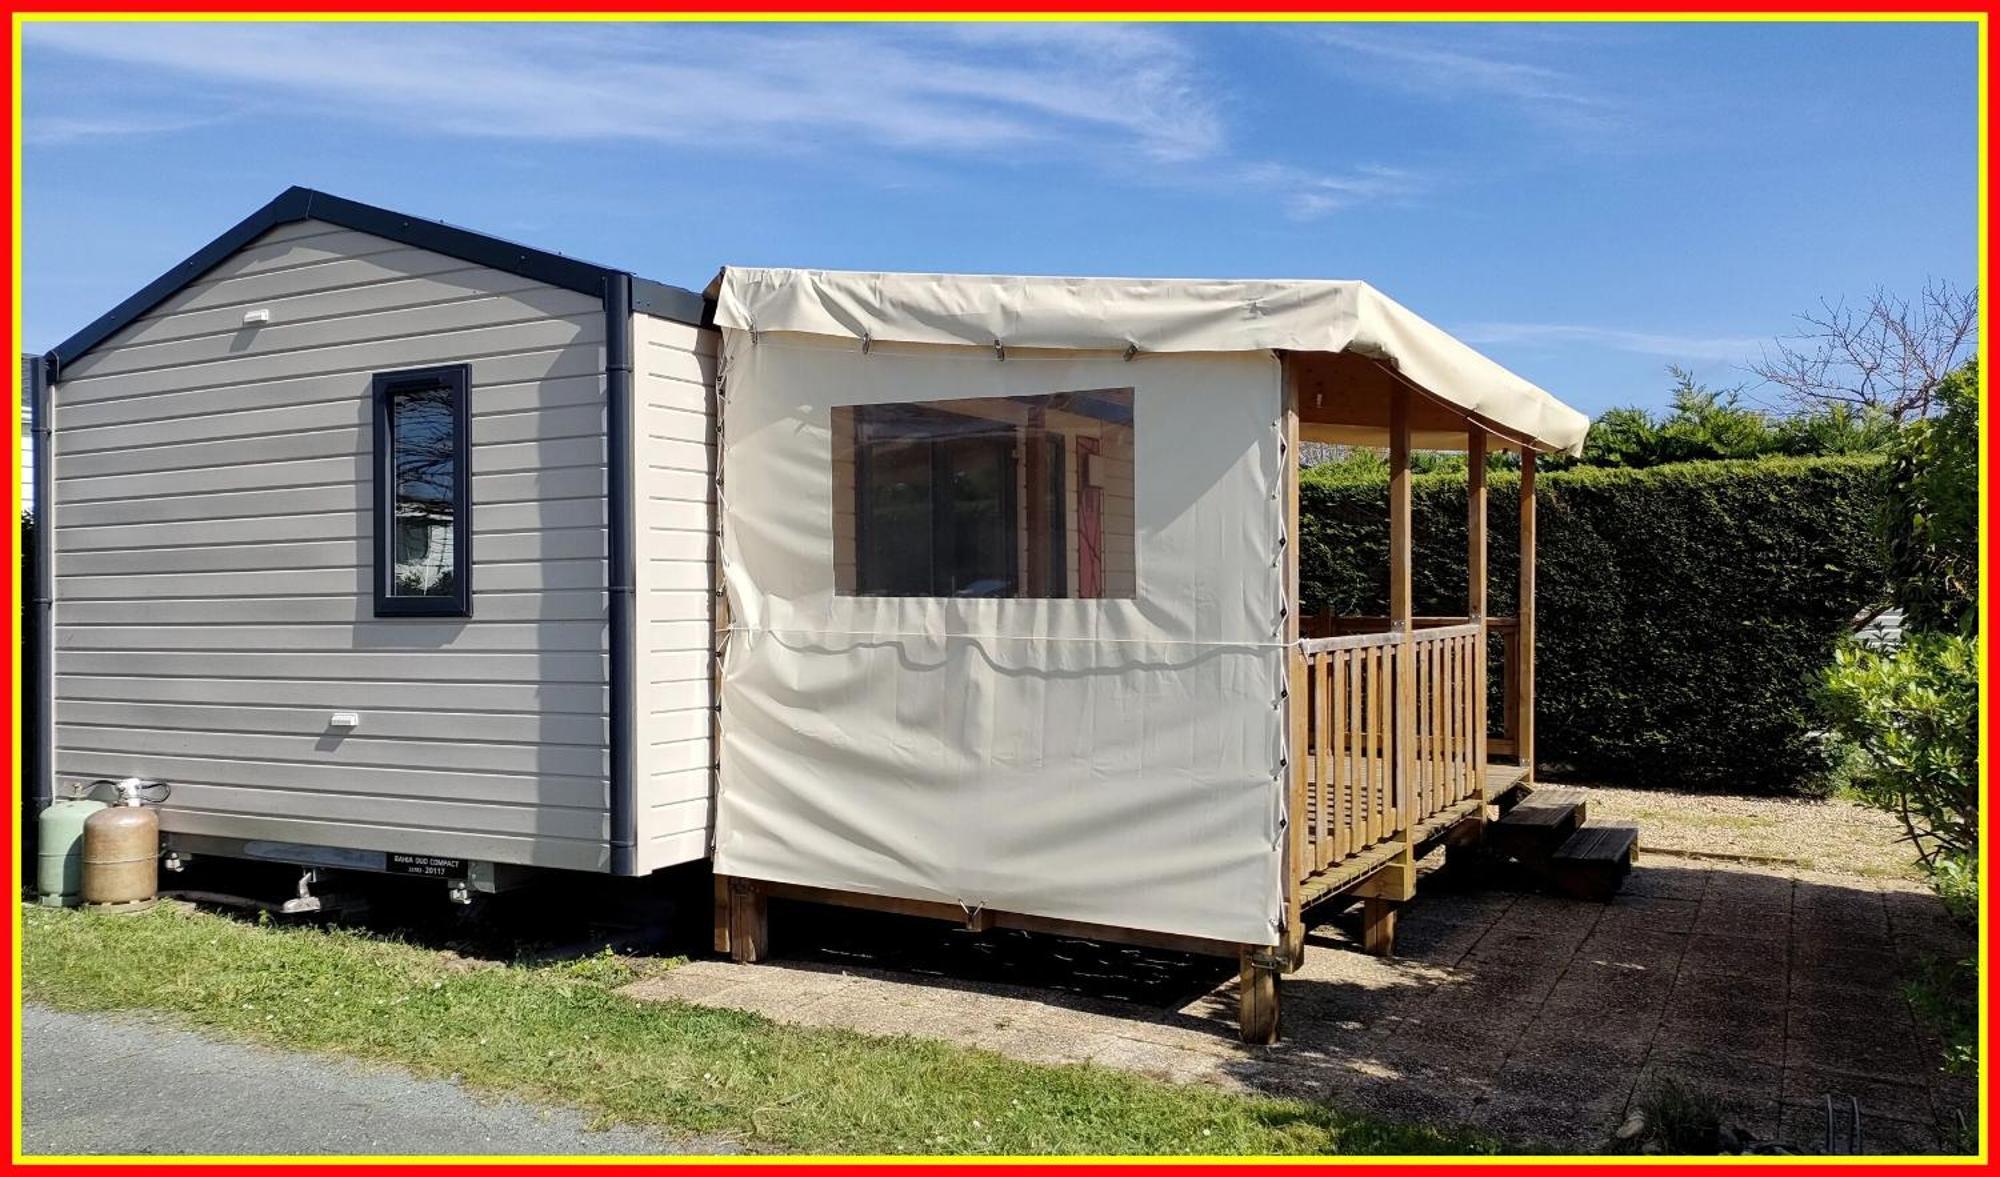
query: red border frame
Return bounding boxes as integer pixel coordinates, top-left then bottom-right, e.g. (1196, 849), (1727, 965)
(1, 8), (1989, 1172)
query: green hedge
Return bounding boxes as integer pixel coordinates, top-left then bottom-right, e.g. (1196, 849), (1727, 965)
(1299, 456), (1886, 793)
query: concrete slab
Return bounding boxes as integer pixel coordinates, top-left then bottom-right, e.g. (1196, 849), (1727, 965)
(625, 858), (1969, 1155)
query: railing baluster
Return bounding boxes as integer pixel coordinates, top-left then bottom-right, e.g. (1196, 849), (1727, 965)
(1316, 652), (1329, 870)
(1374, 643), (1388, 842)
(1355, 651), (1367, 862)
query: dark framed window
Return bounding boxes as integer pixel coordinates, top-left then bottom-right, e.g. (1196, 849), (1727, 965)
(832, 389), (1134, 599)
(373, 364), (471, 617)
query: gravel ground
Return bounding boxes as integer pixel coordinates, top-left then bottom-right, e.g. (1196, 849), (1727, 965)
(1583, 786), (1923, 880)
(21, 1004), (736, 1157)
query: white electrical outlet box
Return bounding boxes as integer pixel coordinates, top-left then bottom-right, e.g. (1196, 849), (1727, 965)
(243, 308), (272, 325)
(329, 712), (360, 729)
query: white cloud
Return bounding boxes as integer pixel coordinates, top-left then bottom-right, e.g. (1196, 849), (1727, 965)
(1309, 26), (1622, 134)
(23, 111), (222, 145)
(24, 22), (1219, 162)
(1453, 321), (1761, 362)
(1239, 161), (1424, 221)
(24, 21), (1420, 218)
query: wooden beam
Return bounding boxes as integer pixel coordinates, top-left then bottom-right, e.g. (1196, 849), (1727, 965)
(1351, 844), (1416, 901)
(1024, 408), (1049, 594)
(1283, 364), (1308, 971)
(1389, 387), (1416, 840)
(1467, 427), (1488, 799)
(1518, 448), (1537, 776)
(1388, 389), (1413, 629)
(752, 878), (1245, 960)
(726, 877), (769, 964)
(712, 873), (732, 955)
(1360, 897), (1398, 957)
(1238, 947), (1281, 1044)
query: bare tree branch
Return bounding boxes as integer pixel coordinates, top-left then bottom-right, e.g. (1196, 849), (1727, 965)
(1748, 279), (1977, 421)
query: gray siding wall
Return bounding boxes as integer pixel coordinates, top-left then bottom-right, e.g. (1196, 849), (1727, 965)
(631, 311), (718, 871)
(51, 218), (615, 871)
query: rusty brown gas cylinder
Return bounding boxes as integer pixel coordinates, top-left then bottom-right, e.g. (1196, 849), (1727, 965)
(81, 803), (159, 911)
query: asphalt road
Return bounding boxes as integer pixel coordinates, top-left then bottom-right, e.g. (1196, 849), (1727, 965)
(21, 1004), (738, 1157)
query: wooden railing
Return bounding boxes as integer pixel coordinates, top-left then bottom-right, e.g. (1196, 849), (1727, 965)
(1293, 620), (1489, 886)
(1297, 631), (1401, 874)
(1484, 617), (1521, 759)
(1303, 613), (1522, 760)
(1410, 622), (1483, 816)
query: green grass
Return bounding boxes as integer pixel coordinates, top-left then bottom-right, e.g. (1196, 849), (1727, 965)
(22, 904), (1501, 1157)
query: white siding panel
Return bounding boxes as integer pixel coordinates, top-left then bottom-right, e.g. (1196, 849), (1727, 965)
(138, 248), (494, 320)
(59, 699), (605, 747)
(57, 348), (603, 432)
(55, 314), (602, 404)
(630, 311), (718, 872)
(58, 674), (604, 715)
(58, 498), (604, 553)
(59, 401), (605, 468)
(59, 589), (604, 626)
(114, 267), (559, 350)
(51, 220), (614, 870)
(67, 288), (598, 382)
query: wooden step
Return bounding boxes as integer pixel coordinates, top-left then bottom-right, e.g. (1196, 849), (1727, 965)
(1487, 787), (1587, 859)
(1550, 823), (1640, 901)
(1484, 764), (1533, 813)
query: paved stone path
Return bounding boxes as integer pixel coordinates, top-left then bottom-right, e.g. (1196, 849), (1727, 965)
(22, 1005), (736, 1157)
(628, 859), (1972, 1153)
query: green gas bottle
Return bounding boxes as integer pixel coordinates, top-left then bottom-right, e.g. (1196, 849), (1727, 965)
(37, 796), (109, 907)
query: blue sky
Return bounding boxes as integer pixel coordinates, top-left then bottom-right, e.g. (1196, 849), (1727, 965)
(19, 20), (1980, 416)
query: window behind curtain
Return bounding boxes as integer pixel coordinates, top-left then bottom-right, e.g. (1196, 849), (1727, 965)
(373, 364), (472, 617)
(832, 389), (1134, 600)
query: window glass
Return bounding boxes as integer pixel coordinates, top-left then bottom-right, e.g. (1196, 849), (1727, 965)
(833, 389), (1134, 599)
(391, 384), (458, 596)
(373, 365), (470, 616)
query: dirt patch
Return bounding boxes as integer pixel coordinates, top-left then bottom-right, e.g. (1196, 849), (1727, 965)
(1583, 788), (1921, 881)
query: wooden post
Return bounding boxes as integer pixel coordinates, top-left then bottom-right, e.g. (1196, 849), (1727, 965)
(1360, 896), (1398, 956)
(1024, 407), (1049, 595)
(726, 876), (769, 964)
(1238, 947), (1281, 1045)
(1384, 385), (1414, 958)
(1388, 386), (1414, 836)
(1467, 427), (1488, 802)
(1282, 365), (1307, 972)
(1518, 448), (1537, 777)
(712, 873), (733, 955)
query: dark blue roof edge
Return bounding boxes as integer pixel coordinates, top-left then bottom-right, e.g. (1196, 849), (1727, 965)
(45, 185), (706, 375)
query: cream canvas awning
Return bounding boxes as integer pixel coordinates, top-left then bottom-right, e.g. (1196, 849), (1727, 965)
(711, 267), (1590, 455)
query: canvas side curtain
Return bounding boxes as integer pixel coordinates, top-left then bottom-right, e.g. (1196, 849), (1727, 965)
(712, 331), (1288, 945)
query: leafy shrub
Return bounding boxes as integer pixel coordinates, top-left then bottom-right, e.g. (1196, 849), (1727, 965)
(1822, 632), (1978, 870)
(1301, 456), (1886, 793)
(1305, 369), (1895, 478)
(1881, 361), (1978, 633)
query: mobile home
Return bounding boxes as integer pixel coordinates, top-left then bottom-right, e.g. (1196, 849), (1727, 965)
(32, 188), (718, 882)
(31, 189), (1610, 1041)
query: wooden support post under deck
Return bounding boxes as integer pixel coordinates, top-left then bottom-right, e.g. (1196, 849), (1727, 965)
(1518, 448), (1537, 776)
(1281, 366), (1307, 973)
(1467, 427), (1488, 803)
(724, 876), (770, 964)
(1360, 897), (1398, 956)
(1238, 946), (1281, 1045)
(712, 874), (733, 955)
